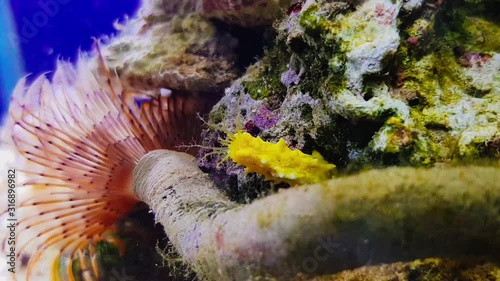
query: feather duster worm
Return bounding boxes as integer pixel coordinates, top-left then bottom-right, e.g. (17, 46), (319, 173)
(0, 45), (209, 281)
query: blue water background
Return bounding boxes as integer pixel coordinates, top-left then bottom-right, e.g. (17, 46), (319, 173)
(0, 0), (139, 123)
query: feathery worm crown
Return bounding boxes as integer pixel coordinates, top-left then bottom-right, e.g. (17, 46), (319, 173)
(0, 47), (205, 280)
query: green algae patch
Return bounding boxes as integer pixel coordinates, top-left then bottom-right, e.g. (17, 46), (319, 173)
(387, 0), (500, 164)
(462, 16), (500, 52)
(209, 104), (227, 125)
(307, 258), (500, 281)
(242, 47), (288, 100)
(406, 258), (500, 281)
(299, 4), (333, 37)
(436, 1), (500, 53)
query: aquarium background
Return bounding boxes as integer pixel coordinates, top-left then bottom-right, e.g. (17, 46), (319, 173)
(0, 0), (139, 123)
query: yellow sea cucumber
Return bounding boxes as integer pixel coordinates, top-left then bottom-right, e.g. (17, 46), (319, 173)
(222, 130), (336, 186)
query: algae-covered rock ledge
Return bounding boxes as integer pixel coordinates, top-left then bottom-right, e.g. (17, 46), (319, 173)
(201, 0), (500, 179)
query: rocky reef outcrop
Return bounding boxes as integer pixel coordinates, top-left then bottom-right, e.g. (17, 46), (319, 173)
(200, 0), (500, 193)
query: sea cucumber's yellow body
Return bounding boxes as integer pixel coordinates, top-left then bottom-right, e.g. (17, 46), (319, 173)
(226, 131), (336, 186)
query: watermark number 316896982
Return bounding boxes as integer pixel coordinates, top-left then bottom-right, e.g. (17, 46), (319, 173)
(6, 169), (17, 273)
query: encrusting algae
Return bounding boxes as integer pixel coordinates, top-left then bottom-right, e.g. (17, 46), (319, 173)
(0, 43), (207, 281)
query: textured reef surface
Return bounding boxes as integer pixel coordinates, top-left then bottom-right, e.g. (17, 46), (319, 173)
(200, 0), (500, 194)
